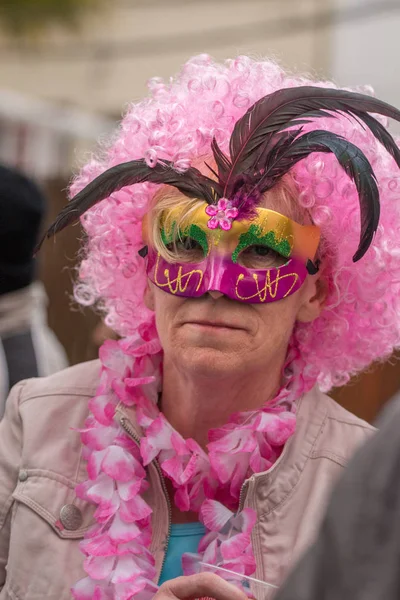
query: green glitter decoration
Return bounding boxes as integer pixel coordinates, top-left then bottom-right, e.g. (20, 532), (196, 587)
(160, 221), (176, 246)
(160, 222), (209, 257)
(232, 224), (292, 264)
(186, 224), (209, 256)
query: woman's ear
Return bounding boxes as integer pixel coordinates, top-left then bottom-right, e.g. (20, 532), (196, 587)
(296, 275), (327, 323)
(143, 280), (155, 311)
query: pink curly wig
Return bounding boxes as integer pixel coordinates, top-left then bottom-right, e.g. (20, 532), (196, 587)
(71, 54), (400, 392)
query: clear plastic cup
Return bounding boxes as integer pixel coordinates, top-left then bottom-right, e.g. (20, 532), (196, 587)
(198, 561), (278, 600)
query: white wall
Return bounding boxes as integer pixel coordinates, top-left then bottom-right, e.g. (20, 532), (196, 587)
(331, 0), (400, 129)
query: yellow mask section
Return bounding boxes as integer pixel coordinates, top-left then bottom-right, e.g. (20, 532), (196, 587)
(156, 202), (320, 263)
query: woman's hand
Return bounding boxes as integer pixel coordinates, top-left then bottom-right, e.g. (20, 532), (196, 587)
(154, 573), (249, 600)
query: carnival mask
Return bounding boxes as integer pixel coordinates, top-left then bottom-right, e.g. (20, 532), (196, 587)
(141, 202), (320, 303)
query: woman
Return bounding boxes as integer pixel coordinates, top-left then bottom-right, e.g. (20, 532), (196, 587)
(1, 54), (400, 600)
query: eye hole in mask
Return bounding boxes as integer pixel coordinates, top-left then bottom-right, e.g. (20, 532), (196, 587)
(232, 224), (292, 269)
(237, 244), (288, 269)
(161, 223), (209, 263)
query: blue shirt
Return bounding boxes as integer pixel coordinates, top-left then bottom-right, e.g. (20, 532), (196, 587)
(158, 522), (206, 585)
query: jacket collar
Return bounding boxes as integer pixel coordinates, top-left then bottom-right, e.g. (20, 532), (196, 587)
(115, 386), (326, 512)
(246, 387), (327, 513)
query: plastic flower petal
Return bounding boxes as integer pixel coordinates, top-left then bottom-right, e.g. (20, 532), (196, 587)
(111, 555), (145, 584)
(205, 204), (218, 216)
(205, 198), (239, 230)
(84, 555), (115, 580)
(102, 446), (145, 482)
(108, 513), (141, 543)
(200, 499), (233, 531)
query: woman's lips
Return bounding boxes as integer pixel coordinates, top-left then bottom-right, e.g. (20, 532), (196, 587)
(185, 320), (244, 330)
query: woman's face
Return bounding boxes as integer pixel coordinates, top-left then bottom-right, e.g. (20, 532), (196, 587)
(144, 185), (325, 379)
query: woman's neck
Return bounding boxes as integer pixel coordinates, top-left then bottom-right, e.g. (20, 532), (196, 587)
(160, 356), (284, 450)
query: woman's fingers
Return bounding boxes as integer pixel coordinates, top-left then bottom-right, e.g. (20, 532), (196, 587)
(154, 573), (249, 600)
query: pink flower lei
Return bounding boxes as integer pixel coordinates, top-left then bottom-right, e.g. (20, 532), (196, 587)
(72, 327), (300, 600)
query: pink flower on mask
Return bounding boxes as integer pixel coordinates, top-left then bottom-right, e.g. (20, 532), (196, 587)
(205, 199), (239, 231)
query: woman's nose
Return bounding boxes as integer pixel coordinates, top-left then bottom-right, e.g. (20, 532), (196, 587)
(207, 290), (224, 300)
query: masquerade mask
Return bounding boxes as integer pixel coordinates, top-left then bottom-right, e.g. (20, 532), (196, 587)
(142, 203), (320, 303)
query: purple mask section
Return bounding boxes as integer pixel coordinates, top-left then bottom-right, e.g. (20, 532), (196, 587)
(145, 248), (308, 303)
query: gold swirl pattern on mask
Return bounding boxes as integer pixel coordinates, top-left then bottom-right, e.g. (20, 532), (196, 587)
(154, 253), (204, 294)
(235, 270), (299, 302)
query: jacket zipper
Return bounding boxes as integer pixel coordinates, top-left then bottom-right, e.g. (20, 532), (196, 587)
(238, 478), (251, 511)
(238, 476), (259, 583)
(119, 415), (172, 580)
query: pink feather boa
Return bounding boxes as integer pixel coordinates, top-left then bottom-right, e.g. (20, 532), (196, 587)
(72, 328), (299, 600)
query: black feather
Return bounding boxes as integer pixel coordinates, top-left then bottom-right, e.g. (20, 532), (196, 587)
(216, 86), (400, 196)
(255, 129), (379, 262)
(36, 159), (221, 250)
(351, 109), (400, 167)
(210, 137), (232, 181)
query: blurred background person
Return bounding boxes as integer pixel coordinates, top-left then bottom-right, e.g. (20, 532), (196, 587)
(274, 394), (400, 600)
(0, 164), (68, 417)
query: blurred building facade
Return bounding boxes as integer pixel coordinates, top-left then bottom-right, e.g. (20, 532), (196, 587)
(2, 0), (398, 171)
(0, 0), (333, 117)
(0, 91), (113, 179)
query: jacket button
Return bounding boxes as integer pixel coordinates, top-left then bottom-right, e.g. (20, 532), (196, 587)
(18, 470), (28, 482)
(59, 504), (83, 530)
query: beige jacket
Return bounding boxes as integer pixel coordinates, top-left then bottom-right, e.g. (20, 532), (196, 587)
(0, 361), (374, 600)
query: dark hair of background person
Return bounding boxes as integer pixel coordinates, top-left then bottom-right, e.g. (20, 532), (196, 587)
(0, 163), (46, 296)
(0, 165), (69, 416)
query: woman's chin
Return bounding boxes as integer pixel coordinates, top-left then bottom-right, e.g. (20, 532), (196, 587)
(174, 345), (246, 378)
